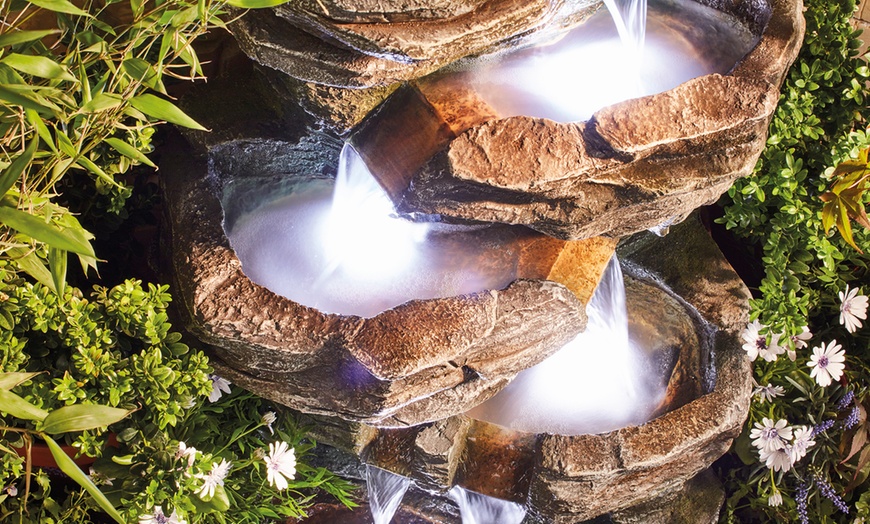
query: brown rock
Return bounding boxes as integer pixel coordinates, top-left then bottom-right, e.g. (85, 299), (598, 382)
(292, 0), (487, 23)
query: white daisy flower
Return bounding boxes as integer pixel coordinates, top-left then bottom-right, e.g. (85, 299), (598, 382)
(197, 459), (232, 500)
(176, 442), (198, 470)
(790, 425), (815, 463)
(264, 441), (297, 491)
(750, 418), (793, 452)
(741, 320), (784, 362)
(840, 284), (869, 333)
(262, 411), (277, 435)
(787, 326), (812, 361)
(808, 340), (846, 387)
(208, 374), (232, 403)
(760, 446), (794, 472)
(768, 491), (783, 507)
(753, 383), (785, 403)
(139, 506), (186, 524)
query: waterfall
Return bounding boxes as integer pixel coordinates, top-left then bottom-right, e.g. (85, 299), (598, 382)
(366, 465), (412, 524)
(448, 486), (527, 524)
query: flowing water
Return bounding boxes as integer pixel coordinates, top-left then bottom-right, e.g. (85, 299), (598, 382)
(366, 465), (412, 524)
(467, 256), (666, 435)
(448, 486), (527, 524)
(226, 144), (524, 317)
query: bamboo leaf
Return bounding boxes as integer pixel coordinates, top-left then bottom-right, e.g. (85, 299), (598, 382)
(0, 134), (37, 197)
(28, 0), (90, 16)
(75, 156), (118, 187)
(78, 92), (123, 113)
(0, 389), (48, 421)
(104, 137), (156, 168)
(7, 246), (55, 291)
(121, 58), (165, 93)
(42, 404), (133, 434)
(25, 109), (57, 153)
(0, 54), (76, 81)
(224, 0), (290, 7)
(0, 85), (55, 114)
(0, 30), (61, 49)
(0, 205), (95, 257)
(129, 94), (206, 130)
(48, 247), (66, 296)
(0, 372), (43, 391)
(43, 435), (125, 523)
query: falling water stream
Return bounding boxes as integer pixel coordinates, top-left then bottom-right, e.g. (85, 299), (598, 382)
(448, 486), (527, 524)
(366, 465), (412, 524)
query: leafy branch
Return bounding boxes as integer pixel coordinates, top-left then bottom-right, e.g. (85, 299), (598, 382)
(821, 146), (870, 253)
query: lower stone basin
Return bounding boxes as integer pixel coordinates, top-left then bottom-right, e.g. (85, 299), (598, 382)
(292, 215), (752, 522)
(162, 134), (617, 427)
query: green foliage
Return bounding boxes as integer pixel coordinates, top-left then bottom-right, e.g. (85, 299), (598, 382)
(0, 0), (219, 288)
(718, 0), (870, 339)
(718, 0), (870, 520)
(0, 272), (212, 455)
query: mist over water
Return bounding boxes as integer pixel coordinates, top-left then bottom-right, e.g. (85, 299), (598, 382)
(455, 0), (757, 122)
(226, 145), (522, 318)
(468, 256), (667, 435)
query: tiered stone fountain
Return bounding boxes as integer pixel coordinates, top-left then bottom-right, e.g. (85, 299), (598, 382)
(162, 0), (804, 520)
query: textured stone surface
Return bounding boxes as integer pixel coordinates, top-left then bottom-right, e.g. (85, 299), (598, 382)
(230, 0), (600, 88)
(301, 215), (752, 521)
(292, 0), (486, 23)
(162, 135), (606, 427)
(398, 73), (786, 239)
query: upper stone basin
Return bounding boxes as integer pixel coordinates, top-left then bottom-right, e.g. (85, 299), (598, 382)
(229, 0), (803, 240)
(162, 135), (618, 427)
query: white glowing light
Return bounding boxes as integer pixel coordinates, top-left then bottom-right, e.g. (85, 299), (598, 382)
(468, 257), (665, 436)
(320, 144), (427, 283)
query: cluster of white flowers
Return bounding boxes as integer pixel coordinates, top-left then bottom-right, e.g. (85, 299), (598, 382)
(741, 320), (811, 364)
(750, 418), (815, 473)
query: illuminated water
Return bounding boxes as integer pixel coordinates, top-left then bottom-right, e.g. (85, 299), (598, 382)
(448, 486), (526, 524)
(366, 466), (411, 524)
(227, 144), (523, 317)
(450, 0), (757, 122)
(468, 256), (666, 435)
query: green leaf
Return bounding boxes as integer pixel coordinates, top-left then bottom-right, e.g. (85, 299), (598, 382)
(0, 372), (43, 391)
(121, 58), (165, 93)
(0, 30), (61, 49)
(48, 247), (66, 296)
(224, 0), (289, 7)
(0, 85), (55, 114)
(0, 205), (95, 257)
(129, 94), (206, 130)
(75, 156), (119, 187)
(0, 134), (37, 197)
(28, 0), (90, 16)
(43, 435), (125, 524)
(26, 109), (57, 153)
(0, 388), (49, 421)
(7, 246), (55, 291)
(42, 404), (133, 434)
(0, 54), (76, 81)
(78, 92), (123, 113)
(104, 137), (156, 168)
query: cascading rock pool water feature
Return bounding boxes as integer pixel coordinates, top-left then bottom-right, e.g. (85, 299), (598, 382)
(161, 0), (805, 519)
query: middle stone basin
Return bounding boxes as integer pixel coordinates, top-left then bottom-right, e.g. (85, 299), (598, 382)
(164, 134), (618, 427)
